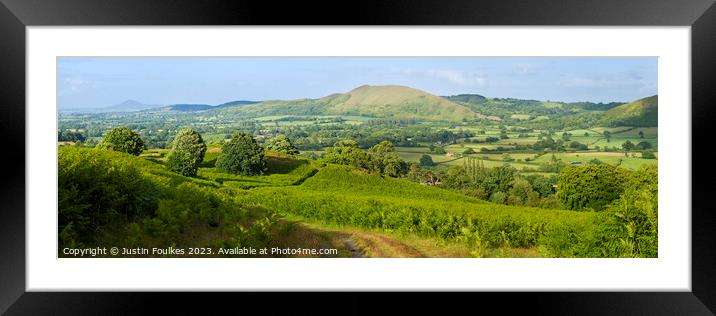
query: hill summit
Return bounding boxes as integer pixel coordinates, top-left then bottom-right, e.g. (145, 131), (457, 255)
(316, 85), (487, 121)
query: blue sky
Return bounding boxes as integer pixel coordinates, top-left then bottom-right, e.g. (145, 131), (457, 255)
(58, 57), (657, 109)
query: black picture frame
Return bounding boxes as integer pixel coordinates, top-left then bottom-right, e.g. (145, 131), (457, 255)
(1, 0), (714, 314)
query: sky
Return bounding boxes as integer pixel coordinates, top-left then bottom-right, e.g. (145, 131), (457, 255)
(58, 57), (657, 109)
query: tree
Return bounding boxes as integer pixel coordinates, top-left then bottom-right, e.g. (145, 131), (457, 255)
(58, 130), (86, 143)
(500, 130), (509, 139)
(603, 130), (611, 143)
(641, 151), (656, 159)
(419, 154), (434, 167)
(556, 164), (629, 211)
(569, 141), (588, 150)
(166, 128), (207, 177)
(622, 140), (636, 152)
(638, 130), (644, 138)
(525, 174), (555, 197)
(463, 147), (476, 155)
(480, 165), (517, 196)
(265, 134), (299, 155)
(96, 127), (145, 156)
(508, 178), (534, 205)
(367, 141), (406, 177)
(433, 146), (446, 154)
(406, 163), (423, 182)
(216, 133), (266, 176)
(636, 141), (652, 150)
(324, 139), (371, 170)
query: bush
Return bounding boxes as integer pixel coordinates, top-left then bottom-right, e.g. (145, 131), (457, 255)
(592, 165), (658, 257)
(490, 191), (507, 204)
(58, 147), (159, 242)
(216, 133), (267, 176)
(166, 128), (207, 177)
(96, 127), (145, 155)
(556, 164), (629, 211)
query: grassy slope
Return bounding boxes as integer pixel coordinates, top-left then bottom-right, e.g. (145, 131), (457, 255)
(326, 85), (481, 121)
(600, 95), (658, 127)
(61, 146), (601, 257)
(239, 164), (597, 256)
(212, 85), (485, 122)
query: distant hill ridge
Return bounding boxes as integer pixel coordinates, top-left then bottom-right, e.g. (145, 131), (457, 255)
(62, 85), (654, 125)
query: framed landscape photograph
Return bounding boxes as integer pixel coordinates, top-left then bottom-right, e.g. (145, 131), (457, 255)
(2, 0), (715, 314)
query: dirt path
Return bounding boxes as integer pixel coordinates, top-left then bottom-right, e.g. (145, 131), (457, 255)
(348, 231), (424, 258)
(272, 220), (424, 258)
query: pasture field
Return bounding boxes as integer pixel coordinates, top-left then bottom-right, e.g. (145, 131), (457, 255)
(590, 137), (657, 149)
(510, 114), (531, 120)
(397, 151), (456, 164)
(531, 151), (657, 170)
(438, 156), (537, 170)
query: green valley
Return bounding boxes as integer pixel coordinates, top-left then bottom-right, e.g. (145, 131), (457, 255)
(58, 84), (658, 258)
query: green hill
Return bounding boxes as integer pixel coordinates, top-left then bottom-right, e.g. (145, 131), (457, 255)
(324, 85), (481, 121)
(215, 85), (488, 122)
(600, 95), (658, 127)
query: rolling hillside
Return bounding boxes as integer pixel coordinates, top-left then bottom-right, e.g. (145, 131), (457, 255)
(151, 100), (260, 112)
(215, 85), (490, 121)
(323, 85), (482, 121)
(599, 95), (658, 127)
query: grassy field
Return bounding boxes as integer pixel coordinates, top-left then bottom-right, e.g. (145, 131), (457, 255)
(531, 151), (657, 170)
(590, 137), (657, 149)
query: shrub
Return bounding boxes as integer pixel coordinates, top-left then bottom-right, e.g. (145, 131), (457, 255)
(58, 147), (159, 242)
(166, 128), (207, 177)
(216, 133), (267, 176)
(490, 191), (507, 204)
(96, 127), (145, 155)
(556, 164), (629, 211)
(592, 165), (658, 257)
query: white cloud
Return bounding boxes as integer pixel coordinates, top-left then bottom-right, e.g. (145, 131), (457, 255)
(560, 70), (652, 89)
(391, 68), (488, 87)
(427, 69), (487, 86)
(59, 77), (87, 96)
(512, 63), (540, 75)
